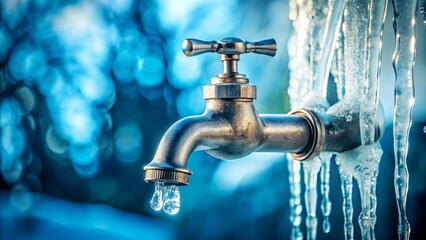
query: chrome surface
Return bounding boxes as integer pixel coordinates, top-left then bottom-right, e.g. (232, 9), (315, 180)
(144, 36), (384, 185)
(203, 84), (256, 99)
(288, 109), (325, 161)
(182, 37), (277, 57)
(144, 99), (316, 185)
(183, 37), (276, 88)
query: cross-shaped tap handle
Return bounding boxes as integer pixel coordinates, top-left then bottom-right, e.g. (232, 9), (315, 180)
(182, 37), (277, 57)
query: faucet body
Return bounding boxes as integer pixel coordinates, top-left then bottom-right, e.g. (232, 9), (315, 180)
(144, 37), (383, 186)
(145, 98), (318, 185)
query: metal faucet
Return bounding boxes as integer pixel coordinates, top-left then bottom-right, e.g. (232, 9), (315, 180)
(143, 37), (383, 186)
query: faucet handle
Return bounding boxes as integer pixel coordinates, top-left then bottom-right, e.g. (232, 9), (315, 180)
(182, 37), (277, 57)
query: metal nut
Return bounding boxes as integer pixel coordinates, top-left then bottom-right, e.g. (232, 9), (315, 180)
(203, 84), (256, 99)
(289, 109), (325, 161)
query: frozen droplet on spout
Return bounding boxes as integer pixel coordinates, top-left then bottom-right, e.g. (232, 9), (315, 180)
(150, 181), (164, 211)
(163, 185), (180, 215)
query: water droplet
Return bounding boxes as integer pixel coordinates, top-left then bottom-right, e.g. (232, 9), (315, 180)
(150, 181), (164, 211)
(163, 185), (180, 215)
(423, 125), (426, 133)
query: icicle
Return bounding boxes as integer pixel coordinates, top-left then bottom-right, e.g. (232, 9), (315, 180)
(287, 1), (312, 238)
(360, 0), (387, 146)
(312, 0), (346, 98)
(333, 28), (345, 101)
(370, 169), (379, 239)
(320, 153), (332, 233)
(303, 157), (321, 240)
(420, 0), (426, 25)
(288, 0), (313, 109)
(342, 0), (369, 101)
(340, 174), (354, 240)
(335, 153), (355, 240)
(391, 0), (417, 239)
(360, 1), (388, 238)
(338, 144), (382, 240)
(307, 0), (329, 92)
(337, 1), (386, 239)
(288, 156), (304, 240)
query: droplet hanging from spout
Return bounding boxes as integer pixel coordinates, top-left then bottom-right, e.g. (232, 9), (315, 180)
(150, 181), (164, 211)
(163, 185), (180, 215)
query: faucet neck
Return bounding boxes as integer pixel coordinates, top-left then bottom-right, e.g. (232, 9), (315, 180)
(211, 54), (248, 84)
(205, 54), (255, 100)
(222, 54), (239, 74)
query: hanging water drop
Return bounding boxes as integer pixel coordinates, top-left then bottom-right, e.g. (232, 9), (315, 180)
(423, 125), (426, 133)
(150, 181), (164, 211)
(163, 185), (180, 215)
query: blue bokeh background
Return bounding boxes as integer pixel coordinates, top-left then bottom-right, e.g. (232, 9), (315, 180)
(0, 0), (425, 239)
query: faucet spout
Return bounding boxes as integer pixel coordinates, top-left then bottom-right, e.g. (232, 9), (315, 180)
(144, 112), (232, 185)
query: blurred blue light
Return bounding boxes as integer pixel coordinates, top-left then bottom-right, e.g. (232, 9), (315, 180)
(1, 156), (24, 185)
(176, 88), (205, 117)
(156, 0), (200, 30)
(72, 159), (99, 178)
(0, 97), (27, 185)
(1, 192), (175, 240)
(37, 68), (67, 98)
(9, 184), (34, 213)
(0, 97), (24, 127)
(169, 53), (201, 89)
(45, 127), (68, 155)
(74, 70), (116, 109)
(135, 55), (165, 88)
(32, 0), (50, 9)
(113, 52), (139, 83)
(0, 28), (12, 62)
(14, 86), (37, 113)
(55, 96), (102, 144)
(1, 125), (25, 171)
(102, 113), (113, 131)
(0, 0), (29, 29)
(52, 2), (111, 68)
(114, 121), (142, 162)
(212, 153), (285, 192)
(116, 31), (148, 54)
(103, 0), (134, 15)
(69, 143), (99, 166)
(7, 45), (48, 83)
(72, 35), (110, 68)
